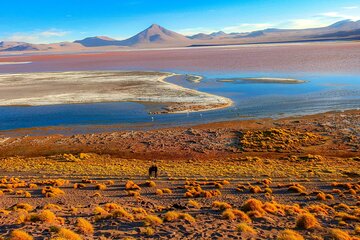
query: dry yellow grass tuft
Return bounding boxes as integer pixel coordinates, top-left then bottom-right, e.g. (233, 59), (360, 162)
(236, 223), (256, 235)
(277, 229), (304, 240)
(329, 228), (351, 240)
(112, 208), (134, 221)
(140, 227), (155, 236)
(179, 213), (196, 223)
(96, 184), (107, 190)
(13, 203), (34, 212)
(241, 198), (265, 215)
(288, 184), (307, 194)
(103, 203), (122, 212)
(73, 183), (86, 189)
(125, 181), (141, 190)
(145, 180), (156, 187)
(187, 199), (201, 209)
(295, 213), (320, 229)
(250, 185), (262, 193)
(212, 201), (232, 210)
(55, 228), (82, 240)
(155, 189), (163, 195)
(94, 206), (108, 215)
(41, 186), (65, 197)
(144, 215), (163, 226)
(76, 218), (94, 235)
(164, 211), (180, 221)
(43, 203), (62, 211)
(163, 211), (195, 223)
(10, 229), (33, 240)
(28, 210), (58, 223)
(132, 207), (148, 220)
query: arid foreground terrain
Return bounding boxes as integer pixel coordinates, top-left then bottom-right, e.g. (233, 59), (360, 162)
(0, 110), (359, 240)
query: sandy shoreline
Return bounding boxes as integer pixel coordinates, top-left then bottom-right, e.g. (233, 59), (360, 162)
(0, 71), (232, 114)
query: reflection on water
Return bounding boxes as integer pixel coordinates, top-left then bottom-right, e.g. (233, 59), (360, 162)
(0, 71), (359, 132)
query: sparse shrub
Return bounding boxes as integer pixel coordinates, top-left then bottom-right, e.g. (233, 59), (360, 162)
(329, 228), (351, 240)
(222, 180), (230, 185)
(73, 183), (86, 189)
(156, 189), (163, 195)
(334, 203), (351, 211)
(335, 212), (358, 222)
(24, 191), (31, 198)
(306, 204), (329, 215)
(103, 203), (122, 212)
(10, 229), (33, 240)
(112, 208), (134, 220)
(162, 188), (172, 194)
(144, 215), (163, 226)
(77, 218), (94, 235)
(105, 180), (115, 185)
(140, 227), (155, 236)
(44, 204), (62, 211)
(233, 209), (251, 222)
(288, 184), (306, 194)
(163, 211), (195, 223)
(355, 225), (360, 234)
(96, 184), (107, 190)
(30, 210), (57, 223)
(222, 209), (236, 220)
(250, 186), (262, 193)
(132, 207), (148, 220)
(56, 228), (82, 240)
(295, 213), (319, 229)
(42, 186), (65, 197)
(236, 223), (256, 235)
(28, 183), (38, 189)
(13, 203), (34, 212)
(125, 181), (141, 190)
(179, 213), (196, 223)
(277, 229), (304, 240)
(316, 192), (327, 201)
(164, 211), (180, 221)
(145, 181), (156, 187)
(212, 201), (232, 210)
(94, 206), (108, 215)
(187, 200), (201, 209)
(241, 198), (264, 214)
(264, 187), (273, 194)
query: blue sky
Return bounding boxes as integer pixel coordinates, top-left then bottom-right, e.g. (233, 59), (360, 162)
(1, 0), (359, 43)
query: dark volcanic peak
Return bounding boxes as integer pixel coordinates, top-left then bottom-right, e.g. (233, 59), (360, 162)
(209, 31), (227, 37)
(326, 19), (360, 30)
(74, 36), (120, 47)
(118, 23), (190, 46)
(1, 43), (39, 52)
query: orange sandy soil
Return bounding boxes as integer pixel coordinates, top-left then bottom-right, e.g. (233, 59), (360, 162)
(0, 110), (359, 239)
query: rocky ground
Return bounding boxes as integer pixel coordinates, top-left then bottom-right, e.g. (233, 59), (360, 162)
(0, 110), (359, 239)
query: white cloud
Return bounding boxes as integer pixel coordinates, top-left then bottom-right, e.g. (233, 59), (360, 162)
(320, 11), (359, 20)
(222, 23), (274, 33)
(287, 19), (329, 29)
(5, 29), (70, 43)
(343, 6), (358, 10)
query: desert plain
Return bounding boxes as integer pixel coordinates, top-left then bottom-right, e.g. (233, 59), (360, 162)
(0, 109), (359, 240)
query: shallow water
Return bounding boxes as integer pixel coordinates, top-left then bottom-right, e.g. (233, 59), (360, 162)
(0, 70), (359, 132)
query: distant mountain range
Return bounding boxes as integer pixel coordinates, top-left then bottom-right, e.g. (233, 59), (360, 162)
(1, 20), (360, 52)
